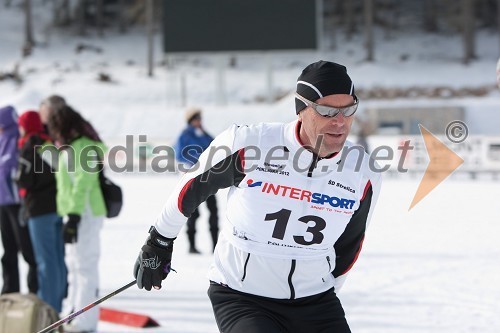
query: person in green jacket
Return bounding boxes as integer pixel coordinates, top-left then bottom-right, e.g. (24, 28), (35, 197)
(47, 105), (106, 333)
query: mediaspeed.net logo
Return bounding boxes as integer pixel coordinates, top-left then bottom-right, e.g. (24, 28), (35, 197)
(244, 121), (466, 212)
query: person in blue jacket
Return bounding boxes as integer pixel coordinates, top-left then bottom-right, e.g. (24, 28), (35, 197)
(175, 108), (218, 253)
(0, 105), (38, 294)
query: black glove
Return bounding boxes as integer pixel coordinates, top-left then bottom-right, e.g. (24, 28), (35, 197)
(63, 214), (81, 244)
(134, 226), (175, 291)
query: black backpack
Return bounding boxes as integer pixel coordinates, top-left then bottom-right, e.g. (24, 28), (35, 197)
(99, 170), (123, 218)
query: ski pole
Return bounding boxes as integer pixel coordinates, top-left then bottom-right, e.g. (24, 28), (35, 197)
(37, 280), (137, 333)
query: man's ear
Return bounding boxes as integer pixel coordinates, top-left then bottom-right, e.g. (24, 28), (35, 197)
(297, 111), (303, 121)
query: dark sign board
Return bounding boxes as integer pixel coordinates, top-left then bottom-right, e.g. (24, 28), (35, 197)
(163, 0), (317, 53)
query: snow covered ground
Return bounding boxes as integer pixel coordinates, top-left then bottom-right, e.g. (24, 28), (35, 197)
(1, 2), (500, 332)
(96, 176), (500, 333)
(11, 174), (500, 333)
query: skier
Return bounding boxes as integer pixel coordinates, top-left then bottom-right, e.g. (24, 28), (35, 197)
(134, 61), (382, 332)
(16, 110), (67, 312)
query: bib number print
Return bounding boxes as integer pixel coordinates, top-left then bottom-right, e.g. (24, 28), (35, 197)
(264, 209), (326, 245)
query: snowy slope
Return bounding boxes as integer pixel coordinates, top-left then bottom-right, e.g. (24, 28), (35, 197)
(1, 3), (499, 141)
(95, 176), (500, 333)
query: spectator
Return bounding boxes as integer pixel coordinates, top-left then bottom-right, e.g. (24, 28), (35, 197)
(16, 110), (66, 312)
(39, 95), (101, 142)
(175, 108), (218, 254)
(0, 105), (38, 294)
(356, 119), (371, 154)
(39, 95), (66, 127)
(47, 105), (106, 333)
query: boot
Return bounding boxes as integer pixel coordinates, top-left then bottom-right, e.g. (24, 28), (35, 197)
(188, 233), (200, 254)
(189, 246), (201, 254)
(211, 230), (219, 252)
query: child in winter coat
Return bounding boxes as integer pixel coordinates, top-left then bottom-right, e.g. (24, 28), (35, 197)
(17, 110), (67, 312)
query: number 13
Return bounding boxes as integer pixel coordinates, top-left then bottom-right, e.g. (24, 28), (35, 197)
(264, 209), (326, 245)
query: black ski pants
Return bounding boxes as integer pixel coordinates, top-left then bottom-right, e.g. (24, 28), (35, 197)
(208, 282), (351, 333)
(186, 195), (218, 249)
(0, 204), (38, 294)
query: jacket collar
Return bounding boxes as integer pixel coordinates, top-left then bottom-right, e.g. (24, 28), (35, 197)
(283, 120), (343, 177)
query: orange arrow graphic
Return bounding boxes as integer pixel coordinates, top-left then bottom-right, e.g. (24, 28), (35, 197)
(409, 125), (464, 211)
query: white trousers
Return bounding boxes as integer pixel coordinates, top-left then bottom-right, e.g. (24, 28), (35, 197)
(63, 211), (104, 331)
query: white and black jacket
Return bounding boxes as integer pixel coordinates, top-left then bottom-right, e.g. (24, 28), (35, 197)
(155, 120), (381, 299)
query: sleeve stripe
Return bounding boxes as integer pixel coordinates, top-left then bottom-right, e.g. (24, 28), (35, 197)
(177, 178), (195, 213)
(176, 150), (246, 217)
(238, 148), (245, 171)
(341, 236), (365, 275)
(361, 180), (372, 201)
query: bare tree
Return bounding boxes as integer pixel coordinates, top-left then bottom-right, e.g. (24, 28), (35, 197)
(462, 0), (476, 64)
(423, 0), (438, 32)
(96, 0), (104, 36)
(52, 0), (60, 25)
(498, 0), (500, 54)
(364, 0), (374, 61)
(77, 0), (86, 35)
(118, 0), (128, 33)
(382, 0), (398, 40)
(345, 0), (356, 40)
(61, 0), (70, 24)
(321, 0), (334, 50)
(23, 0), (34, 56)
(147, 0), (154, 77)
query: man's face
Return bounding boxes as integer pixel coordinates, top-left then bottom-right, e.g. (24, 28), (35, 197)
(190, 116), (202, 129)
(39, 104), (50, 124)
(298, 94), (355, 157)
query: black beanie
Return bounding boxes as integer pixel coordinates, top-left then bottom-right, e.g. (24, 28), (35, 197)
(295, 60), (354, 114)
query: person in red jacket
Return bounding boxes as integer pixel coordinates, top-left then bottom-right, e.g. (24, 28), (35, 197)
(17, 110), (67, 312)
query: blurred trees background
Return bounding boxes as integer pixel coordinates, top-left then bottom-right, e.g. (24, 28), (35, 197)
(323, 0), (499, 63)
(7, 0), (500, 64)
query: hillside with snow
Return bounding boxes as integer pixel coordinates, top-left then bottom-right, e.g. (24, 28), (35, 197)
(1, 2), (499, 141)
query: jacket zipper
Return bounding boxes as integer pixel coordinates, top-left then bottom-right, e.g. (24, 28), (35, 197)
(307, 153), (322, 177)
(288, 260), (296, 299)
(241, 253), (251, 282)
(307, 158), (316, 177)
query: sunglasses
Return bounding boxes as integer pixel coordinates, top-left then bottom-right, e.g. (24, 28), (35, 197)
(295, 93), (359, 118)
